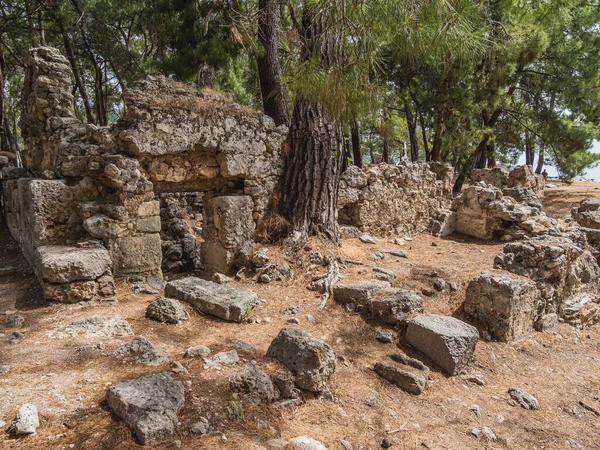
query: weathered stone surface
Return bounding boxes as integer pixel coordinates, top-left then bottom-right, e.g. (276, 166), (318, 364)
(110, 234), (162, 276)
(374, 354), (429, 395)
(44, 280), (98, 303)
(406, 315), (478, 375)
(368, 287), (425, 325)
(164, 277), (258, 322)
(106, 373), (184, 446)
(509, 387), (539, 410)
(465, 271), (539, 342)
(337, 163), (454, 237)
(146, 297), (188, 324)
(184, 345), (211, 358)
(10, 404), (39, 434)
(288, 436), (328, 450)
(572, 198), (600, 229)
(70, 315), (134, 337)
(202, 196), (256, 274)
(204, 350), (239, 368)
(472, 165), (545, 199)
(333, 281), (391, 307)
(35, 245), (111, 284)
(229, 363), (279, 405)
(494, 235), (600, 322)
(111, 336), (171, 366)
(266, 327), (336, 392)
(471, 167), (510, 189)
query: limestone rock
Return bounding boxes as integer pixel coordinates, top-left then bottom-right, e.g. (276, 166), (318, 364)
(405, 315), (478, 375)
(374, 354), (429, 395)
(288, 436), (328, 450)
(266, 327), (336, 392)
(70, 316), (134, 337)
(465, 271), (539, 342)
(111, 336), (171, 366)
(106, 373), (184, 446)
(164, 277), (258, 322)
(229, 363), (279, 405)
(10, 404), (39, 435)
(204, 350), (239, 368)
(368, 287), (424, 325)
(333, 281), (391, 308)
(146, 297), (188, 324)
(35, 245), (111, 283)
(509, 387), (539, 410)
(184, 345), (211, 359)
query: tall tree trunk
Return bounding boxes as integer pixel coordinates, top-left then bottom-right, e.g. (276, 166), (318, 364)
(0, 46), (18, 155)
(278, 2), (344, 245)
(24, 0), (39, 47)
(431, 104), (444, 162)
(486, 140), (496, 168)
(404, 95), (419, 161)
(418, 107), (430, 161)
(535, 145), (545, 174)
(351, 118), (362, 168)
(257, 0), (289, 126)
(382, 135), (390, 163)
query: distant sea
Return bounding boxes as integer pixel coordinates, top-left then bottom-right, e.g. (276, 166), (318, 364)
(516, 140), (600, 181)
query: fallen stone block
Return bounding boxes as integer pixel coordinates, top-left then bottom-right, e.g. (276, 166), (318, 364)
(332, 281), (391, 307)
(106, 373), (184, 446)
(464, 271), (539, 342)
(267, 327), (336, 392)
(405, 315), (478, 375)
(146, 297), (188, 324)
(35, 245), (112, 284)
(368, 287), (424, 325)
(164, 277), (258, 322)
(374, 353), (429, 395)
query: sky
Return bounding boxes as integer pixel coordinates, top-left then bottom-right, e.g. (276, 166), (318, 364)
(516, 140), (600, 181)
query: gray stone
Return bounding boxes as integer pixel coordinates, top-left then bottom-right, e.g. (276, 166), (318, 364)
(147, 276), (166, 290)
(170, 361), (188, 375)
(364, 390), (383, 409)
(273, 372), (297, 399)
(111, 336), (172, 366)
(10, 403), (39, 434)
(374, 354), (429, 395)
(251, 248), (270, 267)
(359, 234), (377, 244)
(190, 417), (210, 435)
(373, 267), (397, 279)
(164, 277), (258, 322)
(35, 245), (112, 283)
(288, 436), (328, 450)
(204, 350), (239, 368)
(229, 363), (279, 405)
(509, 387), (539, 410)
(233, 340), (255, 352)
(333, 281), (391, 307)
(131, 282), (159, 295)
(212, 272), (233, 284)
(266, 327), (336, 392)
(106, 373), (184, 446)
(70, 315), (134, 337)
(184, 345), (211, 359)
(137, 216), (161, 233)
(146, 297), (188, 324)
(464, 271), (539, 342)
(6, 315), (24, 327)
(0, 365), (10, 374)
(368, 287), (425, 325)
(110, 234), (162, 276)
(376, 330), (395, 343)
(405, 315), (478, 375)
(433, 278), (446, 291)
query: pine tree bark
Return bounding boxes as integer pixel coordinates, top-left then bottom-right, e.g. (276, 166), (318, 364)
(535, 145), (545, 174)
(257, 0), (289, 127)
(278, 2), (344, 245)
(351, 118), (362, 168)
(404, 95), (419, 161)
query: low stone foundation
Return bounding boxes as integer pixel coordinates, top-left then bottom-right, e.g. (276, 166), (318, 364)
(471, 165), (545, 199)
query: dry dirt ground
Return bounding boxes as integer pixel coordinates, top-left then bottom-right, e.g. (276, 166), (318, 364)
(1, 182), (600, 450)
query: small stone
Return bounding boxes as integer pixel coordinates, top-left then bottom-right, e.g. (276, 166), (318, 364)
(431, 242), (438, 247)
(204, 350), (239, 368)
(0, 365), (10, 374)
(421, 289), (435, 297)
(131, 282), (159, 295)
(382, 438), (393, 448)
(252, 248), (270, 267)
(146, 297), (188, 324)
(283, 306), (299, 315)
(364, 390), (383, 409)
(287, 318), (300, 325)
(449, 282), (458, 291)
(376, 330), (395, 343)
(278, 264), (290, 275)
(170, 361), (188, 375)
(184, 345), (211, 358)
(306, 314), (316, 323)
(212, 273), (233, 284)
(482, 427), (497, 441)
(360, 234), (377, 244)
(232, 340), (255, 352)
(6, 315), (24, 327)
(260, 274), (272, 284)
(111, 336), (171, 366)
(470, 404), (481, 417)
(471, 428), (482, 438)
(509, 387), (539, 410)
(10, 331), (23, 342)
(340, 439), (353, 450)
(146, 276), (166, 290)
(288, 436), (327, 450)
(190, 417), (210, 435)
(10, 403), (39, 434)
(433, 278), (446, 291)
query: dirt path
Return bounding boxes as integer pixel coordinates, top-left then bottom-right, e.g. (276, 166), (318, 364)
(2, 187), (600, 449)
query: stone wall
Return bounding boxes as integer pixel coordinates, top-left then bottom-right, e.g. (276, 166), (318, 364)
(472, 165), (545, 199)
(337, 162), (454, 237)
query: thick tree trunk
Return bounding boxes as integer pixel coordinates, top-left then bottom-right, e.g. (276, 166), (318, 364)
(382, 135), (390, 163)
(525, 131), (533, 166)
(418, 108), (430, 161)
(278, 2), (344, 245)
(279, 99), (344, 244)
(405, 99), (419, 161)
(351, 119), (362, 168)
(431, 104), (444, 162)
(257, 0), (289, 127)
(486, 140), (496, 168)
(535, 145), (545, 174)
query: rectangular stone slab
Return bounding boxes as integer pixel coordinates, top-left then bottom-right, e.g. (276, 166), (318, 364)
(35, 245), (111, 284)
(164, 277), (258, 322)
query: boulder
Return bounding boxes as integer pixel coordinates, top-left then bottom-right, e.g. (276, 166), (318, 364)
(35, 245), (111, 283)
(368, 287), (424, 325)
(106, 373), (184, 446)
(405, 315), (478, 375)
(111, 336), (171, 366)
(266, 327), (336, 392)
(10, 404), (39, 434)
(374, 354), (429, 395)
(229, 363), (279, 405)
(464, 271), (539, 342)
(164, 277), (258, 322)
(332, 281), (391, 307)
(146, 297), (188, 324)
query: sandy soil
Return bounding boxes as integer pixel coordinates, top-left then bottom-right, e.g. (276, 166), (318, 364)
(1, 182), (600, 450)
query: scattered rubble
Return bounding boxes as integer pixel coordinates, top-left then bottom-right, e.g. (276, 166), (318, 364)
(374, 354), (429, 395)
